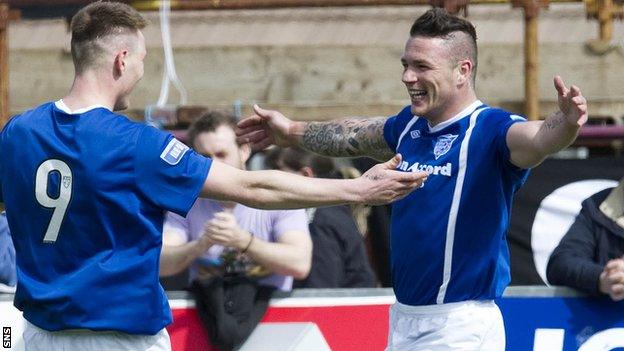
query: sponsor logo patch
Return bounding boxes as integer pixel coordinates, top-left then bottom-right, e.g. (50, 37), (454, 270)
(160, 138), (189, 165)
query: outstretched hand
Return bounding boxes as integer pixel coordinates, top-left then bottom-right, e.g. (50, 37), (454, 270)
(236, 104), (297, 150)
(359, 154), (427, 205)
(554, 75), (588, 127)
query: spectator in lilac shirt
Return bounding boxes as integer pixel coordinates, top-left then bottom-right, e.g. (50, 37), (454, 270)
(159, 111), (312, 291)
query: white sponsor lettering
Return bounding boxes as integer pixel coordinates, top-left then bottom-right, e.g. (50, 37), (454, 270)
(398, 161), (452, 177)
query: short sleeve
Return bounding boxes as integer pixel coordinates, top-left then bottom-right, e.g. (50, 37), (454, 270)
(163, 211), (191, 245)
(493, 112), (528, 163)
(272, 209), (309, 241)
(383, 105), (414, 152)
(487, 109), (530, 182)
(134, 126), (212, 216)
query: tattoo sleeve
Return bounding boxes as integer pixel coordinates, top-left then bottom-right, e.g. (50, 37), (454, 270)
(301, 117), (395, 161)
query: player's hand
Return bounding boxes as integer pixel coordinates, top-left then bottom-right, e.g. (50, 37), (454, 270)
(204, 212), (249, 250)
(554, 75), (588, 127)
(599, 259), (624, 301)
(358, 154), (427, 205)
(236, 104), (299, 150)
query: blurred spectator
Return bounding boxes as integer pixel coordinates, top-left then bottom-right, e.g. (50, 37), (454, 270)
(547, 178), (624, 301)
(160, 111), (312, 350)
(269, 147), (376, 288)
(160, 111), (312, 291)
(0, 211), (16, 292)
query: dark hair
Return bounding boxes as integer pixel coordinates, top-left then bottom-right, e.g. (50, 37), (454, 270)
(410, 8), (476, 42)
(410, 8), (478, 82)
(269, 147), (338, 179)
(187, 110), (238, 147)
(70, 2), (148, 73)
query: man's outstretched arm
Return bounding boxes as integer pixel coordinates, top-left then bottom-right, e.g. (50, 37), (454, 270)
(236, 105), (395, 161)
(300, 117), (395, 161)
(200, 154), (426, 210)
(507, 76), (587, 169)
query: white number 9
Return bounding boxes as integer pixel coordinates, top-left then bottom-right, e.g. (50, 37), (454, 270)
(35, 159), (73, 243)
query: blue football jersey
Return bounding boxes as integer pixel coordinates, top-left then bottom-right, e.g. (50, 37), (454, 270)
(383, 101), (530, 306)
(0, 101), (211, 334)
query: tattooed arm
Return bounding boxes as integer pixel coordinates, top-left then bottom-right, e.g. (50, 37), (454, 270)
(236, 105), (395, 161)
(299, 118), (395, 161)
(506, 76), (587, 169)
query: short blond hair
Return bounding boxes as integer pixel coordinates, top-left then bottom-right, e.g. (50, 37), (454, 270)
(70, 1), (148, 73)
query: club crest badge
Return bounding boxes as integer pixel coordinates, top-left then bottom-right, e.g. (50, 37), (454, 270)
(433, 134), (458, 160)
(62, 175), (72, 189)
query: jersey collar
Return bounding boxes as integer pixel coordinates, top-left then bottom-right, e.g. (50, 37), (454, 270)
(427, 100), (483, 133)
(54, 99), (110, 115)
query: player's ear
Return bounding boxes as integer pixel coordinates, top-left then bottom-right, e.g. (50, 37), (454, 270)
(456, 59), (472, 86)
(113, 50), (128, 77)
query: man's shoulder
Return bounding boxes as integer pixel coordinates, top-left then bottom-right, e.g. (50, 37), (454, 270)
(7, 103), (142, 132)
(93, 109), (143, 128)
(480, 107), (527, 123)
(582, 187), (624, 235)
(384, 105), (417, 143)
(583, 188), (613, 212)
(97, 114), (169, 148)
(472, 107), (527, 137)
(391, 105), (415, 121)
(6, 102), (54, 127)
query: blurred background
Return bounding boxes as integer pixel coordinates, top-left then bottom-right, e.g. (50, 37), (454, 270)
(1, 0), (624, 135)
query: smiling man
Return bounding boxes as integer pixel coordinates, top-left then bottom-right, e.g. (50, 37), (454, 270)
(236, 8), (588, 350)
(0, 2), (426, 351)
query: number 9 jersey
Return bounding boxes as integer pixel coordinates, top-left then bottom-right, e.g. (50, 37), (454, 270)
(0, 101), (212, 334)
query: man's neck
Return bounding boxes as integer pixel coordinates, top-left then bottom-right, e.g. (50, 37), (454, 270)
(426, 91), (479, 127)
(62, 72), (116, 112)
